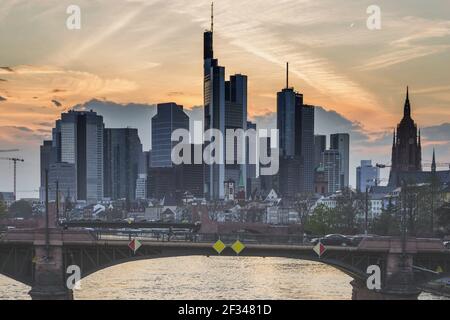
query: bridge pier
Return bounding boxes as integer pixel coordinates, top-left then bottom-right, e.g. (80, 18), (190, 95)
(28, 245), (73, 300)
(351, 252), (421, 300)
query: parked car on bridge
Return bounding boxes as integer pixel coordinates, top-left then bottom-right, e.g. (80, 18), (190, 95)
(310, 234), (353, 247)
(444, 241), (450, 249)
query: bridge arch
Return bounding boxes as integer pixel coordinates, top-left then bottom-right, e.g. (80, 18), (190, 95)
(62, 243), (372, 284)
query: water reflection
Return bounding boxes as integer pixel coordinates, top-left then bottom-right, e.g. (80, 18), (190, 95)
(0, 257), (446, 300)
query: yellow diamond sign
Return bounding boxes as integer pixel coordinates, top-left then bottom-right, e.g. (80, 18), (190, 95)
(213, 240), (226, 254)
(231, 240), (245, 255)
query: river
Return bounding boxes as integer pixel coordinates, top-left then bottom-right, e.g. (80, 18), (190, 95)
(0, 257), (447, 300)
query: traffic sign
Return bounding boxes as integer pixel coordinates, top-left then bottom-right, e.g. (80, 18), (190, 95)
(128, 239), (142, 253)
(313, 241), (326, 257)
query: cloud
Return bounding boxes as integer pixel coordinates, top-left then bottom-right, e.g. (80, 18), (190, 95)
(0, 66), (14, 73)
(0, 65), (139, 107)
(51, 99), (62, 107)
(357, 18), (450, 71)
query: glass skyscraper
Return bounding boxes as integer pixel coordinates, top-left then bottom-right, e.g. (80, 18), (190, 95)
(104, 128), (142, 201)
(53, 110), (104, 203)
(151, 103), (189, 168)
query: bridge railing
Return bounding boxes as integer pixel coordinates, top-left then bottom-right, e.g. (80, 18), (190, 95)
(91, 229), (310, 246)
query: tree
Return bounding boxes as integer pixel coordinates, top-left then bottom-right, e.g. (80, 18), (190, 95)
(294, 192), (315, 237)
(8, 200), (32, 218)
(334, 187), (360, 234)
(0, 200), (7, 218)
(305, 204), (337, 236)
(435, 202), (450, 236)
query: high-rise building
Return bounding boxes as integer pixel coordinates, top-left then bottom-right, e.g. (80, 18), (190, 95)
(39, 140), (57, 201)
(389, 87), (422, 186)
(356, 160), (380, 192)
(301, 105), (315, 193)
(53, 110), (104, 203)
(314, 135), (327, 169)
(246, 121), (258, 196)
(104, 128), (142, 201)
(151, 103), (189, 168)
(47, 162), (76, 202)
(330, 133), (350, 188)
(259, 136), (275, 193)
(323, 149), (341, 193)
(203, 5), (248, 200)
(224, 74), (248, 195)
(277, 64), (315, 197)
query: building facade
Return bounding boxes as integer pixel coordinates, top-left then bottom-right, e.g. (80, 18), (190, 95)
(330, 133), (350, 188)
(53, 110), (105, 203)
(356, 160), (380, 192)
(103, 128), (142, 201)
(323, 149), (341, 193)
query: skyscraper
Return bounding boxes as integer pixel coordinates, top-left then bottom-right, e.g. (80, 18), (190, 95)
(203, 4), (248, 200)
(53, 110), (104, 203)
(301, 105), (315, 193)
(314, 135), (327, 169)
(277, 63), (315, 197)
(323, 149), (341, 194)
(225, 74), (248, 195)
(330, 133), (350, 188)
(149, 103), (189, 200)
(389, 87), (422, 186)
(104, 128), (142, 201)
(356, 160), (380, 192)
(47, 162), (76, 202)
(151, 103), (189, 168)
(39, 140), (56, 201)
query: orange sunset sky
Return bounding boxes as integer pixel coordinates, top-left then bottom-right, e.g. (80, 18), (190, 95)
(0, 0), (450, 197)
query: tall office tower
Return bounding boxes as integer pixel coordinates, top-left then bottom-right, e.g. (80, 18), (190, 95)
(323, 149), (341, 193)
(314, 135), (327, 169)
(181, 144), (205, 198)
(277, 63), (314, 197)
(54, 110), (104, 203)
(135, 151), (150, 200)
(151, 103), (189, 168)
(149, 103), (189, 200)
(224, 74), (248, 195)
(356, 160), (380, 192)
(203, 4), (226, 200)
(39, 140), (57, 201)
(259, 136), (275, 193)
(330, 133), (350, 188)
(104, 128), (142, 201)
(246, 121), (257, 196)
(47, 162), (76, 202)
(301, 105), (315, 193)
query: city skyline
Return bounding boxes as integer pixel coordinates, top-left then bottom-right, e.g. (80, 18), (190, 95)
(1, 0), (450, 197)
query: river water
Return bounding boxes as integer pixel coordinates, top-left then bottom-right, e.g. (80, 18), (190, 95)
(0, 257), (447, 300)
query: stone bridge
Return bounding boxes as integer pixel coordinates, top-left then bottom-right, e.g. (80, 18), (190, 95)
(1, 224), (449, 300)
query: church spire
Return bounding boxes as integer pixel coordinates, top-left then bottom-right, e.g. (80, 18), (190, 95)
(404, 86), (411, 119)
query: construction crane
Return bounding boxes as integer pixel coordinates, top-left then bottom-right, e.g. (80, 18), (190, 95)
(0, 157), (24, 200)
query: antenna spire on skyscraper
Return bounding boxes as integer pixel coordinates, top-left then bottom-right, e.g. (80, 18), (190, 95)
(286, 62), (289, 89)
(211, 2), (214, 33)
